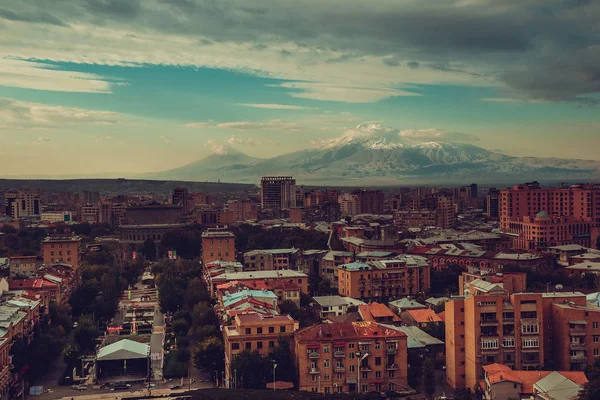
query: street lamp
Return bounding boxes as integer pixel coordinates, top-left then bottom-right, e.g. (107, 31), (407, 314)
(272, 361), (278, 391)
(356, 352), (369, 394)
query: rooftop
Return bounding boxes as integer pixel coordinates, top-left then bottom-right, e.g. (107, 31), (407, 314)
(201, 230), (235, 238)
(389, 298), (427, 310)
(245, 248), (298, 256)
(566, 262), (600, 271)
(406, 309), (443, 324)
(295, 321), (406, 342)
(42, 235), (82, 242)
(359, 302), (400, 322)
(312, 296), (349, 308)
(340, 262), (372, 271)
(384, 324), (444, 347)
(213, 269), (307, 281)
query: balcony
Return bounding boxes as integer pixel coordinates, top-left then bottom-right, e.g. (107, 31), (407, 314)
(521, 359), (540, 367)
(386, 364), (398, 370)
(335, 366), (345, 372)
(309, 368), (320, 374)
(570, 327), (587, 336)
(570, 343), (587, 351)
(570, 355), (587, 363)
(334, 351), (345, 358)
(360, 365), (372, 372)
(386, 348), (397, 354)
(309, 351), (320, 359)
(480, 319), (499, 326)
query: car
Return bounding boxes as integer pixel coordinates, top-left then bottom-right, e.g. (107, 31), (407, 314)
(169, 385), (182, 390)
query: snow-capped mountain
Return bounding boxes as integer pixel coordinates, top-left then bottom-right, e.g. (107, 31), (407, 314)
(148, 123), (600, 184)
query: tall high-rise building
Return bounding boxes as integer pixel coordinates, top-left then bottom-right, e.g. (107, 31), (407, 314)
(486, 188), (500, 219)
(172, 187), (190, 213)
(261, 176), (296, 209)
(353, 189), (384, 215)
(4, 190), (41, 218)
(470, 183), (478, 199)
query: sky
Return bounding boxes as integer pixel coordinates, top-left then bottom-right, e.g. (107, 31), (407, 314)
(0, 0), (599, 176)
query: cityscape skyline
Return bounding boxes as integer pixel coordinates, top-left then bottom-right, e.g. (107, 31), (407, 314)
(1, 1), (600, 176)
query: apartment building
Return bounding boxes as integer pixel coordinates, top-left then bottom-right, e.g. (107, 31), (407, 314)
(320, 251), (354, 289)
(4, 190), (41, 218)
(500, 182), (600, 250)
(459, 271), (527, 296)
(446, 288), (545, 390)
(201, 229), (236, 265)
(8, 256), (39, 279)
(393, 209), (437, 231)
(206, 269), (308, 297)
(338, 256), (430, 300)
(226, 199), (258, 221)
(261, 176), (297, 210)
(42, 235), (82, 270)
(223, 314), (298, 388)
(243, 248), (300, 271)
(294, 322), (409, 394)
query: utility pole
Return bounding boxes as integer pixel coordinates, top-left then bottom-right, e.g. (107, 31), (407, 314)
(357, 352), (369, 394)
(272, 361), (277, 391)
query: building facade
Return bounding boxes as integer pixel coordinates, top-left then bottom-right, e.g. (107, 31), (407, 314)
(42, 235), (82, 270)
(294, 322), (409, 394)
(261, 176), (297, 210)
(338, 256), (430, 300)
(201, 230), (236, 265)
(223, 314), (299, 387)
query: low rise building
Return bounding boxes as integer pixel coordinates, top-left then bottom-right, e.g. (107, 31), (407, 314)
(207, 269), (308, 297)
(358, 302), (401, 325)
(224, 314), (298, 388)
(401, 309), (443, 329)
(243, 248), (300, 271)
(338, 256), (430, 301)
(294, 322), (410, 394)
(313, 296), (351, 320)
(481, 363), (587, 400)
(42, 235), (82, 270)
(388, 298), (427, 314)
(8, 256), (39, 279)
(201, 229), (236, 265)
(320, 251), (354, 289)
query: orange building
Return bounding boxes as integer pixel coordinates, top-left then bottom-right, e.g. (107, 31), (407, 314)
(201, 229), (236, 265)
(42, 235), (82, 270)
(338, 256), (430, 300)
(500, 182), (600, 250)
(358, 302), (401, 325)
(445, 288), (545, 390)
(223, 313), (299, 387)
(8, 256), (39, 279)
(207, 269), (308, 297)
(294, 322), (409, 394)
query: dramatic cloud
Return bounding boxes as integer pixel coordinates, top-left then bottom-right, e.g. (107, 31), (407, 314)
(0, 98), (123, 130)
(0, 59), (114, 93)
(238, 103), (316, 110)
(184, 119), (300, 131)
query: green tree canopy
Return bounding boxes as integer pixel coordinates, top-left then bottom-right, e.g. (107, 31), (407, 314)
(230, 350), (271, 389)
(421, 357), (436, 399)
(74, 315), (100, 354)
(193, 336), (225, 372)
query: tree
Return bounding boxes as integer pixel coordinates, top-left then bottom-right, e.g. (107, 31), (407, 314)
(183, 278), (211, 310)
(141, 238), (157, 260)
(193, 337), (225, 372)
(422, 322), (445, 342)
(579, 359), (600, 400)
(191, 303), (219, 329)
(62, 343), (81, 363)
(160, 228), (202, 259)
(172, 318), (190, 337)
(163, 351), (187, 378)
(230, 350), (270, 389)
(430, 263), (464, 296)
(268, 340), (294, 383)
(453, 388), (473, 400)
(421, 358), (436, 399)
(74, 315), (100, 354)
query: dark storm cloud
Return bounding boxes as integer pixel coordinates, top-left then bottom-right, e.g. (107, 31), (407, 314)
(6, 0), (600, 103)
(0, 7), (67, 26)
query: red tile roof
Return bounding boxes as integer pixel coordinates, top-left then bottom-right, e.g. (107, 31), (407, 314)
(483, 363), (588, 394)
(295, 322), (406, 342)
(407, 309), (443, 323)
(359, 302), (401, 322)
(9, 279), (58, 290)
(437, 311), (446, 321)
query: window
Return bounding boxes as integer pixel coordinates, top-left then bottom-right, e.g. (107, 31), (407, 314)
(280, 326), (286, 333)
(349, 352), (355, 360)
(245, 342), (251, 350)
(336, 373), (343, 380)
(594, 322), (599, 329)
(324, 387), (330, 394)
(324, 374), (330, 381)
(481, 339), (499, 349)
(324, 360), (330, 368)
(375, 343), (381, 350)
(376, 371), (381, 378)
(257, 328), (263, 334)
(594, 336), (599, 343)
(595, 349), (599, 357)
(269, 341), (275, 348)
(522, 338), (539, 348)
(375, 357), (381, 366)
(324, 345), (330, 353)
(522, 324), (539, 334)
(232, 343), (240, 350)
(388, 370), (395, 378)
(349, 365), (355, 372)
(348, 343), (355, 349)
(245, 328), (251, 335)
(362, 372), (368, 379)
(269, 327), (275, 333)
(503, 338), (515, 347)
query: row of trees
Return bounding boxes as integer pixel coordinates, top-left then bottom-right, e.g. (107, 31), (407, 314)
(152, 259), (222, 379)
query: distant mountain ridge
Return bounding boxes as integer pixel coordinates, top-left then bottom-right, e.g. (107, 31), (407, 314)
(146, 123), (600, 184)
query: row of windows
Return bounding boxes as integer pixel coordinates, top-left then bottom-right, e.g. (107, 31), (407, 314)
(244, 326), (287, 335)
(231, 340), (276, 350)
